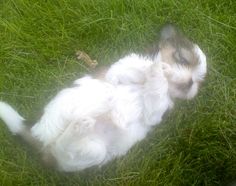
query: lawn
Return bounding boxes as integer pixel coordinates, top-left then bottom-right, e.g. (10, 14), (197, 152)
(0, 0), (235, 185)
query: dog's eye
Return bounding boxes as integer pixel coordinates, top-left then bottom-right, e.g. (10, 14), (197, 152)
(180, 57), (189, 65)
(173, 51), (189, 65)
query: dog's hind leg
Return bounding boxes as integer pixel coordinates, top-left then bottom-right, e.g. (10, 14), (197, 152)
(50, 117), (107, 171)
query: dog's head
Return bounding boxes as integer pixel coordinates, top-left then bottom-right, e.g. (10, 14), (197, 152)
(158, 25), (207, 100)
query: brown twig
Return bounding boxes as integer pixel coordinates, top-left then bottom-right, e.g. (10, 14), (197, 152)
(76, 50), (98, 69)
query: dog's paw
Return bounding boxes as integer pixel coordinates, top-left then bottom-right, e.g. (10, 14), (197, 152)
(74, 117), (96, 133)
(161, 62), (172, 77)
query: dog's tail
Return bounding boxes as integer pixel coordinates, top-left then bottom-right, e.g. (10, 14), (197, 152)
(0, 101), (25, 134)
(0, 101), (42, 149)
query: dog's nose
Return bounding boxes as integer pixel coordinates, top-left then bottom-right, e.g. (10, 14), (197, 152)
(187, 79), (193, 87)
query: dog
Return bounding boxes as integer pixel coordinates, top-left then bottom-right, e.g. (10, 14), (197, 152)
(0, 25), (207, 172)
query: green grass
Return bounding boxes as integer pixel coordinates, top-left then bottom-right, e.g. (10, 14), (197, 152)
(0, 0), (235, 185)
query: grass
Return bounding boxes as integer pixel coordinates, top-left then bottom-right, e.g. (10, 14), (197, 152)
(0, 0), (235, 185)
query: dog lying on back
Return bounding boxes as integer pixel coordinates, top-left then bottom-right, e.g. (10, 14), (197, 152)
(0, 25), (206, 172)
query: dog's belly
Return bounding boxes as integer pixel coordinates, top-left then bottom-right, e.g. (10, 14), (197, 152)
(91, 85), (149, 160)
(93, 117), (149, 161)
(31, 77), (114, 145)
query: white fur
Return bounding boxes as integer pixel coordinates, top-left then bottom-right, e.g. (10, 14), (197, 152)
(193, 44), (207, 81)
(31, 77), (114, 145)
(0, 102), (25, 134)
(30, 55), (172, 171)
(0, 46), (207, 172)
(106, 53), (153, 85)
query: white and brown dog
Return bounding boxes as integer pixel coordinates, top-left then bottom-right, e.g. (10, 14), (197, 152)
(0, 25), (206, 172)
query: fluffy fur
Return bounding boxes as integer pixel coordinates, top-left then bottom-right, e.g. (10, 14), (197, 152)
(0, 25), (207, 172)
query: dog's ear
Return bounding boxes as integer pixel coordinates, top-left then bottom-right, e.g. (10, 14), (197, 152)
(160, 24), (178, 41)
